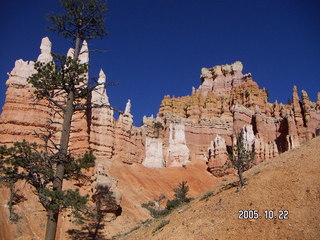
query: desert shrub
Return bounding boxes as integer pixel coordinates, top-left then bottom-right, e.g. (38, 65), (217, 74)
(200, 190), (213, 201)
(173, 181), (192, 203)
(141, 219), (153, 225)
(228, 137), (255, 187)
(142, 181), (192, 218)
(149, 208), (170, 218)
(152, 220), (170, 233)
(111, 224), (142, 239)
(166, 199), (181, 210)
(141, 201), (156, 209)
(141, 200), (169, 218)
(141, 195), (170, 218)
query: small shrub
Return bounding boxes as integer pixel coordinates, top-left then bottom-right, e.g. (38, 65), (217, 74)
(141, 218), (153, 226)
(154, 121), (163, 137)
(228, 137), (255, 187)
(9, 212), (21, 223)
(141, 201), (155, 208)
(152, 220), (170, 233)
(141, 200), (170, 218)
(166, 199), (181, 210)
(154, 121), (163, 129)
(200, 191), (213, 201)
(142, 181), (192, 219)
(173, 181), (192, 203)
(129, 225), (141, 232)
(149, 208), (170, 218)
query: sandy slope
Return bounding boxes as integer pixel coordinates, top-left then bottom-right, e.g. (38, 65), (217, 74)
(119, 137), (320, 240)
(106, 159), (220, 236)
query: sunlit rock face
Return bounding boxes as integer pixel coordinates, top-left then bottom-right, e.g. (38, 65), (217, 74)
(239, 125), (255, 151)
(37, 37), (53, 63)
(166, 123), (190, 167)
(90, 69), (115, 160)
(198, 61), (245, 97)
(0, 38), (51, 146)
(142, 137), (165, 168)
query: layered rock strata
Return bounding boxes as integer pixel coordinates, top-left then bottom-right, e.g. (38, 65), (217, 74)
(158, 62), (320, 175)
(89, 69), (115, 160)
(1, 42), (320, 173)
(0, 40), (53, 146)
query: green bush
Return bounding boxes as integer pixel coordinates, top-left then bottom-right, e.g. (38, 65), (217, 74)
(141, 201), (170, 218)
(142, 181), (192, 218)
(166, 199), (181, 210)
(173, 181), (192, 203)
(149, 208), (170, 218)
(141, 201), (155, 208)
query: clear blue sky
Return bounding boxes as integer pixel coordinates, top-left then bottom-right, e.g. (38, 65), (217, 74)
(1, 0), (319, 125)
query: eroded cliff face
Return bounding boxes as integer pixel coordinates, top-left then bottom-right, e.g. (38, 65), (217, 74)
(158, 62), (320, 174)
(1, 37), (320, 238)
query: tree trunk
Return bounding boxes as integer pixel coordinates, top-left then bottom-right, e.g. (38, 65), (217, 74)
(45, 91), (74, 240)
(8, 183), (14, 221)
(44, 36), (81, 240)
(238, 166), (244, 187)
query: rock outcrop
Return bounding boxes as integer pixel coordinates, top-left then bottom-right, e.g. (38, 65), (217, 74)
(142, 137), (165, 168)
(167, 123), (190, 167)
(198, 61), (245, 96)
(90, 69), (115, 160)
(37, 37), (53, 63)
(0, 53), (50, 145)
(207, 135), (228, 177)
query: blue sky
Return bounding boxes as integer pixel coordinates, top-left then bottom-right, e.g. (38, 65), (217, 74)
(1, 0), (319, 125)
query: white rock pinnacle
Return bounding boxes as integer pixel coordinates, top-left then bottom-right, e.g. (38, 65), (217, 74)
(37, 37), (53, 63)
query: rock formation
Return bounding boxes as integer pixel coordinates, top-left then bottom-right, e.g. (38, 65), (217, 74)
(167, 123), (190, 167)
(207, 135), (228, 177)
(142, 137), (165, 168)
(239, 125), (255, 151)
(158, 61), (320, 173)
(0, 55), (49, 145)
(90, 69), (115, 160)
(1, 40), (319, 171)
(1, 37), (320, 238)
(37, 37), (53, 63)
(198, 61), (244, 96)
